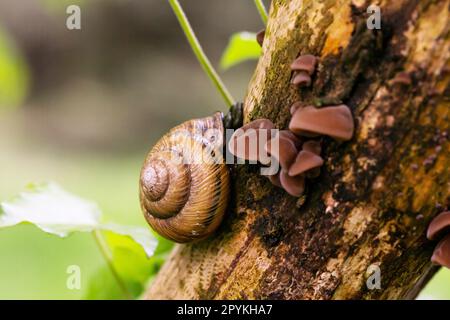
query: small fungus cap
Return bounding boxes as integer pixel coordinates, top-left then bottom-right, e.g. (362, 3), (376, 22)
(290, 54), (318, 75)
(279, 171), (305, 197)
(291, 71), (312, 86)
(256, 29), (265, 47)
(229, 119), (275, 161)
(267, 172), (282, 188)
(427, 211), (450, 241)
(302, 140), (322, 155)
(289, 105), (354, 141)
(431, 234), (450, 269)
(265, 130), (302, 170)
(288, 150), (324, 177)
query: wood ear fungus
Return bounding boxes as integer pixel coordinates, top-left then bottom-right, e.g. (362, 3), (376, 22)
(228, 56), (355, 199)
(431, 235), (450, 269)
(268, 172), (282, 188)
(292, 72), (312, 86)
(427, 211), (450, 269)
(279, 130), (302, 149)
(427, 211), (450, 240)
(290, 101), (303, 116)
(256, 29), (265, 47)
(290, 54), (318, 87)
(265, 135), (323, 197)
(289, 104), (354, 142)
(265, 131), (298, 171)
(279, 171), (305, 197)
(288, 141), (324, 177)
(228, 119), (275, 161)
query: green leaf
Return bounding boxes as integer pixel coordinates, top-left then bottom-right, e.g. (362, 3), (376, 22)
(84, 265), (142, 300)
(100, 223), (158, 258)
(0, 182), (157, 257)
(84, 232), (168, 299)
(220, 32), (261, 70)
(0, 28), (29, 108)
(153, 233), (175, 255)
(106, 232), (163, 284)
(417, 268), (450, 300)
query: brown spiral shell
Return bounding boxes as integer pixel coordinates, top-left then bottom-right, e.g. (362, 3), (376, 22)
(139, 112), (230, 243)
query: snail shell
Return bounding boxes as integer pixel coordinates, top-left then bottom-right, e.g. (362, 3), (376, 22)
(139, 112), (230, 243)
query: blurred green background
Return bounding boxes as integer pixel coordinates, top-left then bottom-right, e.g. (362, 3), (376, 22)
(0, 0), (448, 299)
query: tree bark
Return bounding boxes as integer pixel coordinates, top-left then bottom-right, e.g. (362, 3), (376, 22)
(146, 0), (450, 299)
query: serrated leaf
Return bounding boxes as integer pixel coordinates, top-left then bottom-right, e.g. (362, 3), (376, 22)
(220, 31), (261, 70)
(0, 182), (157, 257)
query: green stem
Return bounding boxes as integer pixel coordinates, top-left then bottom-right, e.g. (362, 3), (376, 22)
(254, 0), (268, 25)
(168, 0), (235, 107)
(92, 230), (132, 300)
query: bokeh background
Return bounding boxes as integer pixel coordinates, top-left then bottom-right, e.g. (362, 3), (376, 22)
(0, 0), (448, 299)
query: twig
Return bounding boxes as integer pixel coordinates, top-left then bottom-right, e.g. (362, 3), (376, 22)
(254, 0), (268, 25)
(168, 0), (236, 107)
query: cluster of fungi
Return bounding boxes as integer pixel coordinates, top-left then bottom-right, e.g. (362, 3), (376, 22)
(233, 32), (450, 269)
(229, 54), (354, 197)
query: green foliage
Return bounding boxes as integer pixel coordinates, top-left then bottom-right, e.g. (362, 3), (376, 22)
(0, 182), (164, 299)
(0, 182), (157, 256)
(220, 32), (261, 70)
(418, 268), (450, 300)
(0, 28), (29, 109)
(84, 265), (133, 300)
(84, 232), (171, 299)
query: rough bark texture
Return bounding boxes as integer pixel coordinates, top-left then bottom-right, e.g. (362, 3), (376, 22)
(146, 0), (450, 299)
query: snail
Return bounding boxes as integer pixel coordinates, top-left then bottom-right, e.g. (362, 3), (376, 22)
(139, 103), (243, 243)
(140, 53), (356, 243)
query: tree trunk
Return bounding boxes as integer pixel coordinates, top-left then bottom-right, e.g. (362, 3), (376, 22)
(145, 0), (450, 299)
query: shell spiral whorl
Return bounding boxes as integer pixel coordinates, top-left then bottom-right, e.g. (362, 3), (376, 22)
(140, 112), (230, 243)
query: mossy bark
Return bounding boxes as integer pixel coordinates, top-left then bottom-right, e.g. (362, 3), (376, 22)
(146, 0), (450, 299)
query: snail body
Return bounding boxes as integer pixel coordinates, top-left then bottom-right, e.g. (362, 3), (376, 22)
(140, 112), (231, 243)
